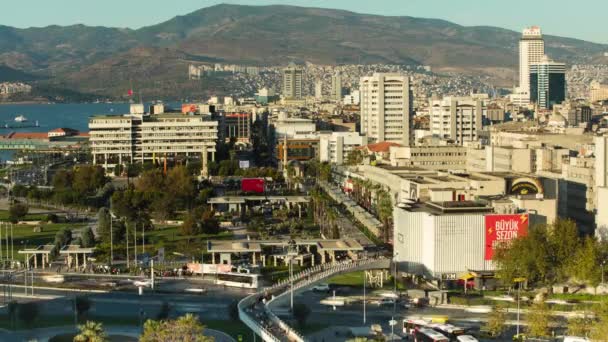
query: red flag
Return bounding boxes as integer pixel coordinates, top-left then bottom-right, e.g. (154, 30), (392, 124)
(127, 89), (133, 96)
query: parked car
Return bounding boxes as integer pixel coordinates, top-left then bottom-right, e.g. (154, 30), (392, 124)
(376, 298), (396, 306)
(312, 283), (331, 292)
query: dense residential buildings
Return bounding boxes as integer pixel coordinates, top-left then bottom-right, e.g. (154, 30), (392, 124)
(530, 55), (566, 109)
(314, 79), (323, 100)
(590, 80), (608, 103)
(359, 73), (413, 146)
(89, 105), (218, 169)
(0, 82), (32, 95)
(282, 63), (304, 99)
(518, 26), (545, 102)
(429, 96), (483, 145)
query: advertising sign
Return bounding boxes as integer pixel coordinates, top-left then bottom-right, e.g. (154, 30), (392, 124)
(485, 214), (529, 260)
(181, 104), (198, 114)
(241, 178), (265, 193)
(509, 177), (543, 196)
(239, 160), (250, 169)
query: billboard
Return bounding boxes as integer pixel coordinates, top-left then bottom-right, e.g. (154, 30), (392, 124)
(509, 177), (543, 196)
(485, 214), (529, 260)
(181, 104), (198, 114)
(239, 160), (250, 169)
(241, 178), (265, 193)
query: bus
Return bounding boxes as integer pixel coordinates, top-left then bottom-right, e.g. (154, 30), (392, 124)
(414, 328), (449, 342)
(428, 324), (466, 341)
(216, 272), (259, 289)
(403, 318), (431, 335)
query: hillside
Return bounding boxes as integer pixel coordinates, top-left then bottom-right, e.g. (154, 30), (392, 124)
(0, 3), (606, 96)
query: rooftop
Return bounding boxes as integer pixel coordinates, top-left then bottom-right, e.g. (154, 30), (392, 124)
(399, 201), (494, 215)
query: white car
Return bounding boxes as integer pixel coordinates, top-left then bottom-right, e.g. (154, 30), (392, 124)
(312, 283), (330, 292)
(457, 335), (479, 342)
(376, 298), (396, 306)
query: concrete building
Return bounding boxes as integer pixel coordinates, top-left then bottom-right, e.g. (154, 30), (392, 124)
(519, 26), (545, 102)
(389, 145), (467, 171)
(314, 79), (323, 100)
(219, 112), (252, 144)
(590, 81), (608, 103)
(596, 136), (608, 240)
(319, 132), (368, 165)
(255, 88), (278, 105)
(282, 63), (304, 99)
(360, 73), (413, 145)
(530, 55), (566, 109)
(331, 72), (343, 101)
(343, 90), (360, 105)
(429, 96), (483, 145)
(89, 111), (218, 169)
(273, 112), (316, 140)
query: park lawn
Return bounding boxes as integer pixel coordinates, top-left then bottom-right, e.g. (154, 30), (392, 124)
(204, 319), (252, 340)
(327, 271), (407, 290)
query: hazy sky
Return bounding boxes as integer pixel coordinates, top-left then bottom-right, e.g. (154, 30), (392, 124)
(2, 0), (607, 44)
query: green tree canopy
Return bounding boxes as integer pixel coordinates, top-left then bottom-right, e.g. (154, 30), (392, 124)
(139, 314), (213, 342)
(80, 227), (96, 248)
(526, 301), (552, 338)
(8, 202), (28, 223)
(74, 320), (108, 342)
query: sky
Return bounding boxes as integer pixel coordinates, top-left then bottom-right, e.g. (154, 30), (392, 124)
(1, 0), (607, 44)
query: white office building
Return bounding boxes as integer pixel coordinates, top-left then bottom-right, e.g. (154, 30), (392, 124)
(331, 72), (343, 101)
(429, 96), (483, 145)
(319, 132), (368, 165)
(518, 26), (545, 102)
(89, 112), (218, 169)
(596, 136), (608, 240)
(360, 73), (413, 146)
(282, 63), (304, 99)
(314, 79), (323, 100)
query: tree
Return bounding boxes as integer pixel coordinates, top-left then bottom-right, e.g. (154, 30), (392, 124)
(97, 208), (111, 243)
(18, 302), (39, 327)
(485, 305), (507, 338)
(180, 215), (198, 238)
(73, 165), (107, 194)
(292, 303), (311, 327)
(140, 313), (213, 342)
(136, 169), (165, 193)
(345, 149), (364, 166)
(8, 202), (29, 223)
(589, 304), (608, 341)
(200, 209), (219, 235)
(80, 227), (96, 248)
(55, 228), (73, 247)
(526, 301), (552, 338)
(74, 321), (108, 342)
(567, 237), (601, 286)
(166, 166), (196, 207)
(567, 315), (592, 338)
(375, 189), (393, 242)
(75, 296), (93, 320)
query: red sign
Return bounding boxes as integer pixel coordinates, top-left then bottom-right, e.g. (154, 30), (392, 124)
(485, 214), (529, 260)
(241, 178), (265, 193)
(181, 104), (198, 114)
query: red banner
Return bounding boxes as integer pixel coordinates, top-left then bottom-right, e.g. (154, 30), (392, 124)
(241, 178), (265, 193)
(485, 214), (529, 260)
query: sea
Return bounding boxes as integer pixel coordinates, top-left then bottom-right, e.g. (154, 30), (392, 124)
(0, 102), (180, 161)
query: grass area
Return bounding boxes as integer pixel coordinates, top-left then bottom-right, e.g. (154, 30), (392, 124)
(261, 265), (305, 283)
(205, 320), (251, 340)
(549, 292), (608, 302)
(297, 322), (330, 335)
(327, 271), (407, 290)
(0, 210), (50, 222)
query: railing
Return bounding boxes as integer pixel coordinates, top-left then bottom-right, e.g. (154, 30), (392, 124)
(238, 257), (389, 342)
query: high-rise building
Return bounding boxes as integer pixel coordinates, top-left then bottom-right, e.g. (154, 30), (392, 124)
(282, 63), (304, 99)
(429, 96), (484, 145)
(360, 73), (413, 146)
(590, 81), (608, 103)
(519, 26), (545, 101)
(314, 79), (323, 100)
(530, 55), (566, 109)
(331, 72), (343, 101)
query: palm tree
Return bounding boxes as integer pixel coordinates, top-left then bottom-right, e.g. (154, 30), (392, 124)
(74, 321), (108, 342)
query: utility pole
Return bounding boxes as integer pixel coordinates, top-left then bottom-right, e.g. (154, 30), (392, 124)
(151, 259), (154, 290)
(126, 220), (130, 269)
(516, 280), (521, 336)
(110, 209), (113, 266)
(134, 222), (137, 266)
(363, 270), (366, 325)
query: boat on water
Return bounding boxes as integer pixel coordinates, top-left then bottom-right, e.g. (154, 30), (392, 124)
(14, 115), (28, 122)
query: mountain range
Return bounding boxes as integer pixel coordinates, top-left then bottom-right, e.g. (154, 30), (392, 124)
(0, 4), (607, 98)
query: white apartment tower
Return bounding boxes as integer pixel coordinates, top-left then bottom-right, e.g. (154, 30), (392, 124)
(360, 73), (413, 146)
(519, 26), (545, 99)
(282, 63), (304, 99)
(314, 79), (323, 100)
(429, 96), (483, 145)
(331, 72), (343, 101)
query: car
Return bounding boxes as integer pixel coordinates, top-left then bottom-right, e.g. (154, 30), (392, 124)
(376, 298), (396, 306)
(312, 283), (330, 292)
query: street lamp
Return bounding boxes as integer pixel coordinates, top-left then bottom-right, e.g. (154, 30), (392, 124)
(393, 252), (399, 315)
(602, 260), (606, 284)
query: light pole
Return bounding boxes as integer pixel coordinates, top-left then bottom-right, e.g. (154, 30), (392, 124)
(393, 252), (398, 315)
(602, 260), (606, 284)
(516, 279), (522, 336)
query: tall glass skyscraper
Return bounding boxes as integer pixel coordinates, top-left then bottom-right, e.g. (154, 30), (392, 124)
(530, 55), (566, 109)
